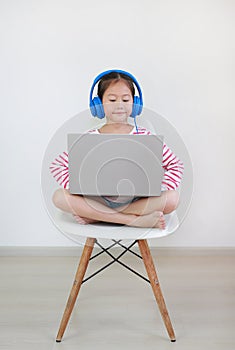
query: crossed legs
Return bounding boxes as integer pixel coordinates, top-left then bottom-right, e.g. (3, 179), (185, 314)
(118, 190), (179, 215)
(52, 189), (179, 229)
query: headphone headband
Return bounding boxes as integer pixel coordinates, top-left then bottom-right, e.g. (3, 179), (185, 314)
(89, 69), (143, 118)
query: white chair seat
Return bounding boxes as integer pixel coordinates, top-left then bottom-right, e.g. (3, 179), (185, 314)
(54, 210), (179, 240)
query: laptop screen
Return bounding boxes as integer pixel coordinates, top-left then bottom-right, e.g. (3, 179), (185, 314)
(68, 133), (163, 197)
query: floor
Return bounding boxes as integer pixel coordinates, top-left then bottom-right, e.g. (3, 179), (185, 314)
(0, 247), (234, 350)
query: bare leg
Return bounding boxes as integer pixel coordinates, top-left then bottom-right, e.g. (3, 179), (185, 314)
(52, 189), (165, 228)
(117, 191), (179, 216)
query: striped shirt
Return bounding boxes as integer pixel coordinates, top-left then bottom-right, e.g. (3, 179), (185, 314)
(50, 126), (184, 199)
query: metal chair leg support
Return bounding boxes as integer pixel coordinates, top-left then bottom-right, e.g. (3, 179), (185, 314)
(137, 239), (176, 342)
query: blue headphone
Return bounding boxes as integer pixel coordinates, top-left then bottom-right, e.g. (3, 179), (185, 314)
(89, 69), (143, 119)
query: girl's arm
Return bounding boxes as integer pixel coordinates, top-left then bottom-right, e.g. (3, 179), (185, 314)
(162, 143), (184, 190)
(49, 132), (184, 192)
(49, 151), (70, 189)
(49, 129), (98, 189)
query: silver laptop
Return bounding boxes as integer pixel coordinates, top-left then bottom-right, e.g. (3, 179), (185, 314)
(68, 133), (164, 197)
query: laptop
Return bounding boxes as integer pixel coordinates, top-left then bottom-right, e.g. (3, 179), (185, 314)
(68, 133), (164, 197)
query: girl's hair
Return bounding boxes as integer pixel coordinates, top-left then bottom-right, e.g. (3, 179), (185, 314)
(97, 72), (135, 101)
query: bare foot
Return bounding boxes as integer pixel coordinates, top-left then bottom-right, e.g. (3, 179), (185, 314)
(127, 211), (166, 229)
(73, 214), (99, 225)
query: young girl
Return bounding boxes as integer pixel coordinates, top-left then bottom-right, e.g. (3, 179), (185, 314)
(50, 70), (184, 229)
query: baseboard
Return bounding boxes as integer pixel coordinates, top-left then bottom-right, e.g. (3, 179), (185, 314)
(0, 246), (82, 257)
(0, 246), (234, 257)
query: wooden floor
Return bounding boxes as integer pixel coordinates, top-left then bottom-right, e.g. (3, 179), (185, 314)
(0, 248), (234, 350)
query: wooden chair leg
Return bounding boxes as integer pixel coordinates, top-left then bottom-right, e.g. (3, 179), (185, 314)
(56, 237), (96, 342)
(138, 239), (176, 342)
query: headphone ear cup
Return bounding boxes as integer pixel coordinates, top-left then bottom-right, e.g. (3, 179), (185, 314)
(131, 96), (142, 117)
(90, 99), (96, 117)
(136, 96), (143, 115)
(91, 97), (105, 119)
(96, 102), (105, 119)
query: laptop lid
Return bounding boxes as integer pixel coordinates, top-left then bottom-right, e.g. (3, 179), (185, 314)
(68, 133), (164, 197)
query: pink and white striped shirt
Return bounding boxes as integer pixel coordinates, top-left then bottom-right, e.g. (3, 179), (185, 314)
(50, 126), (184, 197)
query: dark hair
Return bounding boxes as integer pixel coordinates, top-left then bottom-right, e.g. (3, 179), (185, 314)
(97, 72), (135, 101)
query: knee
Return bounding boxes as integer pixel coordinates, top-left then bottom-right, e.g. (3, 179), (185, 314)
(52, 188), (69, 209)
(163, 190), (179, 214)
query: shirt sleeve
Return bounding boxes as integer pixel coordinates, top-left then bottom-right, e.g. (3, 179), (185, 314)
(49, 151), (69, 189)
(49, 129), (98, 189)
(137, 127), (184, 190)
(162, 143), (184, 190)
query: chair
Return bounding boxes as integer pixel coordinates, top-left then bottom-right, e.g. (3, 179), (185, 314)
(55, 211), (178, 343)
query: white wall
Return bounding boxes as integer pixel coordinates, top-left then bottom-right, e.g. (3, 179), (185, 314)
(0, 0), (234, 247)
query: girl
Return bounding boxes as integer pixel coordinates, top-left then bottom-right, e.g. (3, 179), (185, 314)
(50, 70), (184, 229)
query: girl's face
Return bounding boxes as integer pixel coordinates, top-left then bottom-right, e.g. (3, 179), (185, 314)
(102, 80), (133, 123)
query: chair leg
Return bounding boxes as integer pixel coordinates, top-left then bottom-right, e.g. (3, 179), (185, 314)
(56, 237), (96, 342)
(137, 239), (176, 342)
